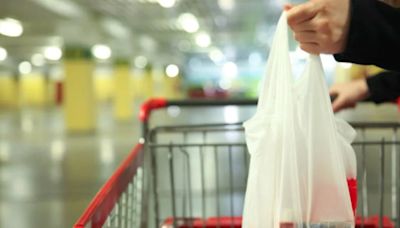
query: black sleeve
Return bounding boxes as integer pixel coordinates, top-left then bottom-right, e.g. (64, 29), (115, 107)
(334, 0), (400, 71)
(365, 71), (400, 103)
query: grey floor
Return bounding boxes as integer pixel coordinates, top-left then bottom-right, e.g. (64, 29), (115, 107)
(0, 102), (400, 228)
(0, 104), (140, 228)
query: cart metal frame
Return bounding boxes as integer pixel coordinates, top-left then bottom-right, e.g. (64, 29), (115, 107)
(73, 98), (400, 228)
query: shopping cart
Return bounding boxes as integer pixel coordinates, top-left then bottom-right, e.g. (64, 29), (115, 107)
(73, 98), (400, 228)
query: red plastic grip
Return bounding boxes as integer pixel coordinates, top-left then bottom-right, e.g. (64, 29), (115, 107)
(139, 98), (167, 122)
(347, 178), (358, 216)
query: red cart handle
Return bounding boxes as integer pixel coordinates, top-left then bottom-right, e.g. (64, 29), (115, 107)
(139, 98), (259, 123)
(139, 98), (168, 122)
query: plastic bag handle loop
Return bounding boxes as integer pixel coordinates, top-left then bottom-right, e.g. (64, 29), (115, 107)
(257, 12), (325, 112)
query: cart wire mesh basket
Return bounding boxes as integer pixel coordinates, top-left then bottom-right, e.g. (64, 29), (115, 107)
(74, 98), (400, 228)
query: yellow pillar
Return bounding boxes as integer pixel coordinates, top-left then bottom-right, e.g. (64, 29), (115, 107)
(131, 68), (146, 100)
(0, 73), (18, 108)
(46, 79), (55, 105)
(334, 63), (352, 83)
(349, 64), (384, 80)
(19, 72), (47, 106)
(143, 71), (154, 98)
(131, 66), (154, 100)
(64, 48), (96, 132)
(94, 73), (113, 102)
(113, 60), (133, 120)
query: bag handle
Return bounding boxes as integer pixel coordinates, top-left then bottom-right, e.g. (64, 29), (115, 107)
(257, 12), (326, 112)
(257, 12), (293, 110)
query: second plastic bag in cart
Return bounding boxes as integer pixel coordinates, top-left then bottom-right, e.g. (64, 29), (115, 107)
(242, 12), (357, 228)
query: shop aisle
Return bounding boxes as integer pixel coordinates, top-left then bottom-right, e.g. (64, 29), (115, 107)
(0, 102), (399, 228)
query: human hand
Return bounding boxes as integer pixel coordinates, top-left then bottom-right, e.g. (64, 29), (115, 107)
(329, 78), (370, 112)
(284, 0), (351, 54)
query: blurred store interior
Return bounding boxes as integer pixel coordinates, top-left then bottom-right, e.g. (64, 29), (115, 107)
(0, 0), (400, 227)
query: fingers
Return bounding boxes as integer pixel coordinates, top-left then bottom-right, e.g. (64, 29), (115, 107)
(286, 2), (322, 55)
(284, 4), (293, 11)
(294, 31), (317, 43)
(329, 86), (338, 97)
(330, 86), (354, 112)
(331, 94), (357, 112)
(287, 1), (320, 26)
(285, 0), (349, 54)
(332, 96), (347, 113)
(299, 43), (319, 54)
(290, 22), (314, 32)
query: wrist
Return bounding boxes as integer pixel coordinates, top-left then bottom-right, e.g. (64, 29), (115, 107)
(356, 78), (370, 100)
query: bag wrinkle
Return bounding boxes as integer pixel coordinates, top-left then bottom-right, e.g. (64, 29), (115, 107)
(242, 12), (357, 228)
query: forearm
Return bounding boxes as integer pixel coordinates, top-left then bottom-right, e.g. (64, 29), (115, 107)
(334, 0), (400, 71)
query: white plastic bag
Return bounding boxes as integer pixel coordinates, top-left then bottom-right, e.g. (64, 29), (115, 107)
(242, 12), (357, 228)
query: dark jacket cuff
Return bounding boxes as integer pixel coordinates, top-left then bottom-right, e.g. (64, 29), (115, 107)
(366, 71), (400, 103)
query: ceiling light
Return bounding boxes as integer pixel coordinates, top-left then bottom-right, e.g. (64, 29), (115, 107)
(33, 0), (86, 18)
(222, 61), (238, 79)
(178, 13), (199, 33)
(209, 48), (224, 63)
(0, 47), (7, 61)
(31, 53), (45, 66)
(0, 18), (23, 37)
(19, 61), (32, 75)
(165, 64), (179, 78)
(134, 56), (148, 69)
(101, 17), (130, 39)
(91, 44), (112, 60)
(44, 47), (62, 61)
(139, 35), (157, 52)
(195, 32), (211, 48)
(158, 0), (176, 8)
(218, 0), (235, 11)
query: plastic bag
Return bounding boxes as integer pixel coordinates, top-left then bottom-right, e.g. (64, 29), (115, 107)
(242, 12), (357, 228)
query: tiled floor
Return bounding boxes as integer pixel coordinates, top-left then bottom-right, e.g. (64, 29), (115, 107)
(0, 104), (140, 228)
(0, 102), (399, 228)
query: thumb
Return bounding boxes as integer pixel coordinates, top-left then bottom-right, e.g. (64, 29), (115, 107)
(329, 87), (338, 102)
(332, 95), (347, 113)
(329, 86), (337, 96)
